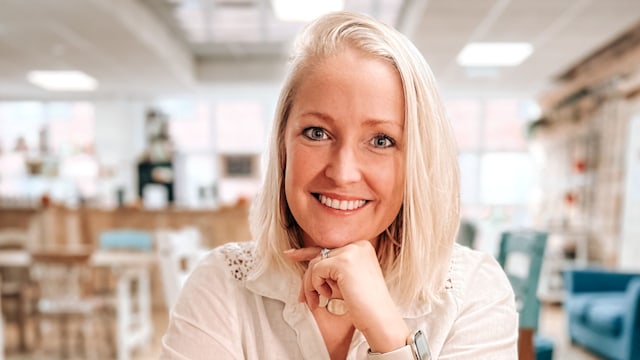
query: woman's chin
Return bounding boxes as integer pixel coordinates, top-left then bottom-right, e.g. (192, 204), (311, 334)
(302, 233), (375, 249)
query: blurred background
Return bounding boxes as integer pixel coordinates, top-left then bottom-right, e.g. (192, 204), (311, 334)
(1, 0), (640, 359)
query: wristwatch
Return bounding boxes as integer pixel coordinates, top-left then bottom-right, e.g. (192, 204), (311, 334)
(407, 329), (431, 360)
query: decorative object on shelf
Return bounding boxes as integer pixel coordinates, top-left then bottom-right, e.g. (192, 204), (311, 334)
(220, 154), (259, 178)
(137, 162), (174, 205)
(25, 158), (43, 175)
(141, 109), (174, 164)
(525, 117), (551, 139)
(564, 192), (576, 206)
(137, 108), (175, 205)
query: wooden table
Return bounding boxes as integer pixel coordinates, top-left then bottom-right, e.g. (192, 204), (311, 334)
(0, 250), (31, 267)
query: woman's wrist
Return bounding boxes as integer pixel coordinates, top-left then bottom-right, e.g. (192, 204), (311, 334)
(362, 316), (410, 353)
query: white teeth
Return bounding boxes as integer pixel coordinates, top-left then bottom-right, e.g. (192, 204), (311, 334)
(318, 194), (366, 211)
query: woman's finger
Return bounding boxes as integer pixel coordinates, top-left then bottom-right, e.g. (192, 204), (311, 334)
(310, 261), (334, 298)
(301, 257), (321, 309)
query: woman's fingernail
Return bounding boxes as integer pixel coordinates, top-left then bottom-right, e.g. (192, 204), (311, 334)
(283, 249), (295, 254)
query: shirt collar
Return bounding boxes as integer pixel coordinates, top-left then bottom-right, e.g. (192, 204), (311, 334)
(245, 263), (300, 305)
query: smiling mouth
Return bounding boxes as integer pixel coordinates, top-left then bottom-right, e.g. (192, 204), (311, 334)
(314, 194), (368, 211)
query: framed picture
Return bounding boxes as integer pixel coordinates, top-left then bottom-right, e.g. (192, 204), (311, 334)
(220, 154), (259, 178)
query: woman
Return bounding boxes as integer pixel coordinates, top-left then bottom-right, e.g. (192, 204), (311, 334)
(162, 11), (517, 359)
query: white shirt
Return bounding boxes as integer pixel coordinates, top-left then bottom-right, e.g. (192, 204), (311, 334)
(161, 242), (518, 359)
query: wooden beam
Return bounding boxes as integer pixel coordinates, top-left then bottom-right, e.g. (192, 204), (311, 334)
(540, 21), (640, 111)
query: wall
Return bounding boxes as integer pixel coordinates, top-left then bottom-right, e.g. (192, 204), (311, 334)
(620, 111), (640, 270)
(93, 99), (149, 207)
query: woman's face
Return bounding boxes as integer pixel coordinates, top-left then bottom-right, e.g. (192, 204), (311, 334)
(283, 48), (406, 249)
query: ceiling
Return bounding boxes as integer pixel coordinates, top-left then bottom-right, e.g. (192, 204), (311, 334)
(1, 0), (639, 101)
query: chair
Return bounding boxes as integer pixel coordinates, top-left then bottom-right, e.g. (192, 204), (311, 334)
(156, 227), (207, 311)
(564, 268), (640, 360)
(497, 230), (553, 360)
(0, 229), (39, 353)
(99, 229), (154, 252)
(456, 219), (477, 248)
(96, 229), (155, 360)
(30, 248), (104, 359)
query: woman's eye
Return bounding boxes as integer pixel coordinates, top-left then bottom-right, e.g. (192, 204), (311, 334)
(302, 127), (329, 141)
(371, 134), (395, 148)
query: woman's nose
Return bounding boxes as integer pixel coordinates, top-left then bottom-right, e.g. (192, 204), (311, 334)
(324, 143), (362, 185)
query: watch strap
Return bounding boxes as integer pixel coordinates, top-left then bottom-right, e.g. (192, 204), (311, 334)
(407, 329), (431, 360)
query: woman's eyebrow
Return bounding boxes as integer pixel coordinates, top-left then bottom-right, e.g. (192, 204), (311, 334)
(299, 111), (334, 123)
(362, 118), (404, 130)
(298, 111), (403, 130)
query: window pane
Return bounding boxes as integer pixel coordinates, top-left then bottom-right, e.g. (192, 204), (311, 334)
(0, 101), (96, 203)
(215, 101), (264, 153)
(0, 102), (46, 152)
(480, 152), (535, 205)
(446, 99), (481, 151)
(458, 153), (480, 204)
(162, 100), (212, 152)
(483, 99), (527, 150)
(174, 152), (218, 208)
(48, 102), (95, 153)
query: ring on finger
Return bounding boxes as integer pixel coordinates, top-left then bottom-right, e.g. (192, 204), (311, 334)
(320, 248), (330, 260)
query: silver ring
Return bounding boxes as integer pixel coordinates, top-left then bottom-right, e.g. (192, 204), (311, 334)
(320, 248), (330, 260)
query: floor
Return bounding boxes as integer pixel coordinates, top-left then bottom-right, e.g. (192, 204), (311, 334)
(2, 310), (167, 360)
(3, 303), (602, 359)
(538, 303), (600, 360)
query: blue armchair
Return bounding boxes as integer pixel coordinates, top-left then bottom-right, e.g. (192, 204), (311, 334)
(564, 268), (640, 360)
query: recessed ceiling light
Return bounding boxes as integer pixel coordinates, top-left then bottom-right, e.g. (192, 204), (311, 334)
(27, 70), (98, 92)
(457, 42), (533, 67)
(271, 0), (344, 22)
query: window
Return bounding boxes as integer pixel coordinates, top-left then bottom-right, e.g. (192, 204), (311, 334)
(0, 101), (96, 204)
(215, 101), (264, 153)
(155, 98), (267, 207)
(483, 99), (528, 151)
(447, 97), (536, 254)
(447, 99), (482, 151)
(479, 152), (535, 205)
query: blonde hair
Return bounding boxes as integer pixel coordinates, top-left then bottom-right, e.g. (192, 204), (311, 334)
(249, 11), (460, 308)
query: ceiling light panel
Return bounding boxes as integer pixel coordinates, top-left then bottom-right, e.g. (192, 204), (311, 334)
(271, 0), (344, 22)
(27, 70), (98, 92)
(457, 42), (534, 67)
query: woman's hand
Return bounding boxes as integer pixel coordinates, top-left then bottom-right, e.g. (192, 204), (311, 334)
(284, 240), (409, 353)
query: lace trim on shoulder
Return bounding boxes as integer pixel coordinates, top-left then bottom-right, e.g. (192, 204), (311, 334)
(220, 242), (256, 281)
(444, 276), (453, 290)
(444, 246), (457, 291)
